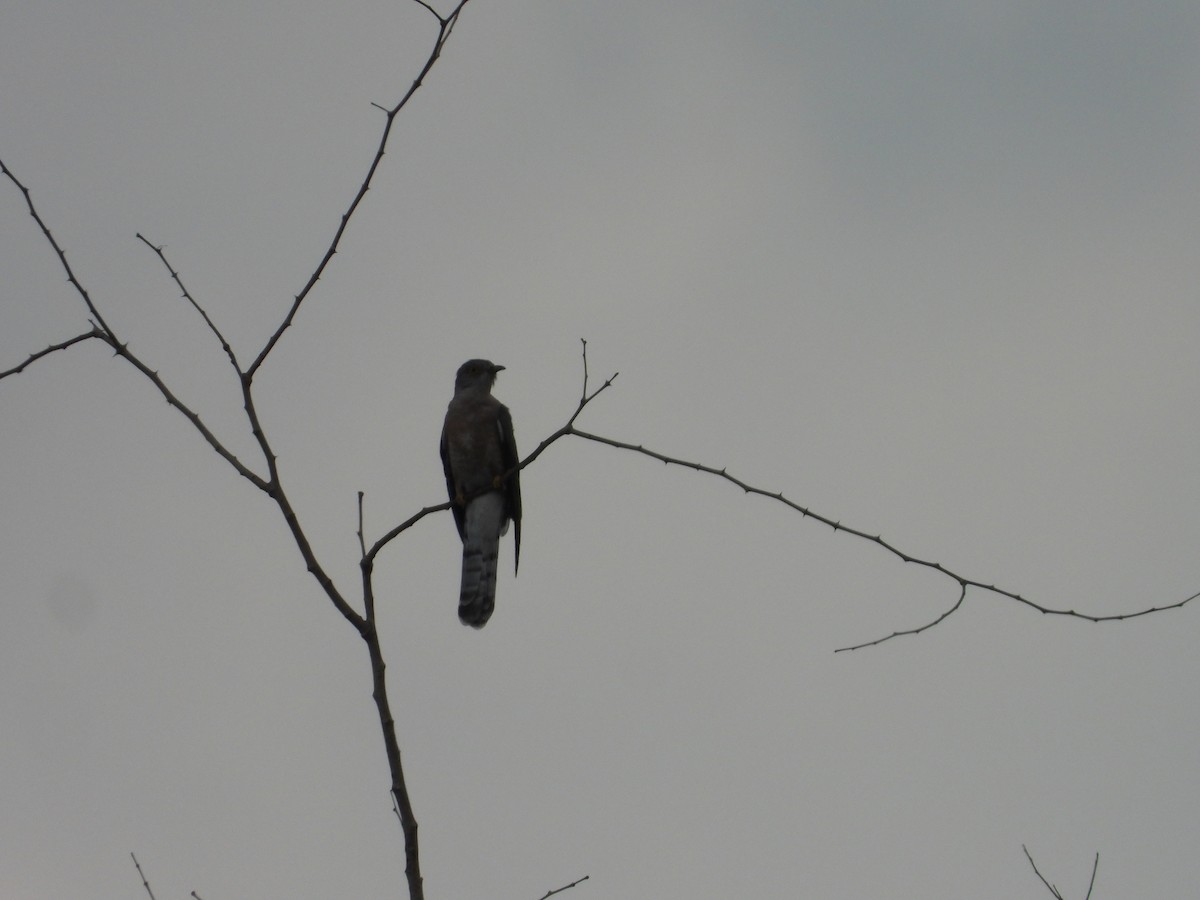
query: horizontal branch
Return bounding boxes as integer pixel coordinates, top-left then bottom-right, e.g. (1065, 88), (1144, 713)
(0, 327), (102, 380)
(536, 874), (589, 900)
(564, 428), (1199, 651)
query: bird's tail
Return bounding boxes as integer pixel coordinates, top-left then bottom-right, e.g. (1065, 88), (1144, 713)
(459, 493), (505, 628)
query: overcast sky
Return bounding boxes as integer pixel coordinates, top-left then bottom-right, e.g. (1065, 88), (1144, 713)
(3, 2), (1199, 897)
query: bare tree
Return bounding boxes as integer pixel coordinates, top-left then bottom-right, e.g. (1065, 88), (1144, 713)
(2, 2), (1194, 896)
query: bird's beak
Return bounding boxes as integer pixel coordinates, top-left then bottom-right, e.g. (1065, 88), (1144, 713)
(492, 364), (506, 373)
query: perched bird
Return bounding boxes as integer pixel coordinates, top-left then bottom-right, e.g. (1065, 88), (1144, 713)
(440, 359), (522, 628)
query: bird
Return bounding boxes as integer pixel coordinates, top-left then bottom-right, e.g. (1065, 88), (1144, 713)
(440, 359), (522, 628)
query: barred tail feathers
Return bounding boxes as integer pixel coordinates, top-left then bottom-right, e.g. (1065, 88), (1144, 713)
(458, 493), (505, 628)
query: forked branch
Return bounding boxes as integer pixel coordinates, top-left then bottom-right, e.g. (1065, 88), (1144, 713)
(247, 0), (472, 381)
(556, 351), (1197, 652)
(1023, 845), (1100, 900)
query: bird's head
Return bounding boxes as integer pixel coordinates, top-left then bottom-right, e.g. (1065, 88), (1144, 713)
(454, 358), (505, 393)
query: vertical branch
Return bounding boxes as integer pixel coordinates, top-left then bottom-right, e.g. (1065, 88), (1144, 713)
(368, 622), (423, 900)
(360, 507), (423, 900)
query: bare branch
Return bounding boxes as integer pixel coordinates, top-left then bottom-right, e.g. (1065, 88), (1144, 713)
(536, 874), (590, 900)
(1024, 845), (1065, 899)
(579, 337), (591, 401)
(0, 159), (117, 338)
(4, 164), (364, 634)
(1023, 845), (1099, 900)
(0, 327), (102, 381)
(136, 233), (242, 373)
(130, 853), (158, 900)
(836, 583), (968, 652)
(246, 0), (473, 380)
(357, 491), (369, 558)
(564, 427), (1199, 650)
(411, 0), (446, 23)
(1, 159), (270, 492)
(116, 341), (273, 491)
(367, 502), (450, 563)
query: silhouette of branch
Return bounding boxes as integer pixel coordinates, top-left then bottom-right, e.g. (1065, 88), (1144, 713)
(563, 395), (1197, 651)
(0, 161), (270, 491)
(536, 874), (589, 899)
(1023, 845), (1099, 900)
(837, 583), (968, 652)
(130, 853), (158, 900)
(0, 327), (102, 381)
(0, 159), (115, 337)
(136, 233), (241, 373)
(247, 0), (472, 382)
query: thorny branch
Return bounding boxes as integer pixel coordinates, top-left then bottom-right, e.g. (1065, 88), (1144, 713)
(0, 158), (115, 337)
(564, 420), (1199, 652)
(536, 874), (590, 900)
(136, 233), (240, 372)
(247, 0), (470, 381)
(131, 853), (158, 900)
(0, 327), (102, 380)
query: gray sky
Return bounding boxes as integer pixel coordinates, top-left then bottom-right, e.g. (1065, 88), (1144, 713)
(3, 2), (1199, 897)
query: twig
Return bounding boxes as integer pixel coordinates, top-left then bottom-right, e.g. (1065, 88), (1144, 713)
(136, 233), (241, 373)
(1084, 851), (1100, 900)
(0, 159), (116, 337)
(837, 583), (968, 651)
(130, 853), (158, 900)
(357, 491), (368, 558)
(536, 874), (589, 900)
(0, 327), (102, 381)
(1024, 844), (1065, 899)
(579, 337), (590, 401)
